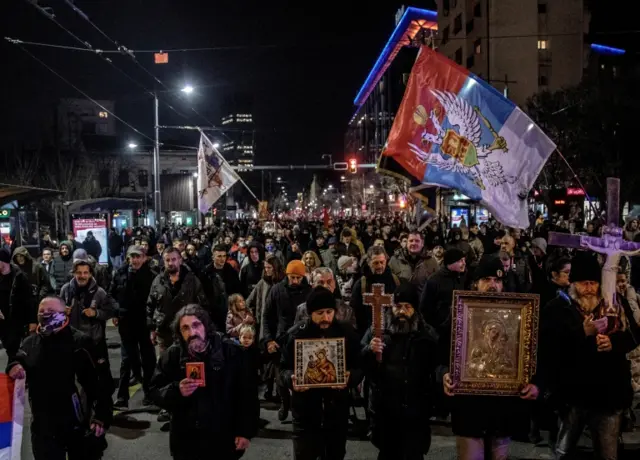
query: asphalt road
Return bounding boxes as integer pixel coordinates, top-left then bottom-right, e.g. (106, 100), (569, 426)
(3, 326), (640, 459)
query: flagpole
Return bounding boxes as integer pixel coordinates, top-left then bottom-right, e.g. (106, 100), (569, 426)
(554, 149), (599, 220)
(197, 129), (260, 205)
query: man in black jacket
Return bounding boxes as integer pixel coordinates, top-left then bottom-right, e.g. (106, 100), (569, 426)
(12, 246), (53, 302)
(198, 258), (228, 333)
(351, 246), (400, 335)
(362, 282), (438, 459)
(240, 241), (265, 298)
(280, 286), (362, 460)
(150, 304), (256, 460)
(7, 296), (112, 460)
(210, 244), (242, 296)
(52, 241), (74, 294)
(111, 245), (158, 409)
(147, 247), (208, 352)
(0, 249), (35, 360)
(262, 259), (312, 421)
(539, 251), (640, 459)
(442, 257), (539, 459)
(420, 248), (466, 367)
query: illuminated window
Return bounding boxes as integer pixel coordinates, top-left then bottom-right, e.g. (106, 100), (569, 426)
(537, 40), (548, 50)
(98, 111), (108, 118)
(475, 38), (482, 54)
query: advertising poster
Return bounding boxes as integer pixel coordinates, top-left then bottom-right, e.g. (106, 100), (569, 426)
(450, 207), (469, 228)
(476, 208), (490, 226)
(72, 216), (108, 265)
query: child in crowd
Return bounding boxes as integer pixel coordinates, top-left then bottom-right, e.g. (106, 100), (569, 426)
(226, 294), (255, 337)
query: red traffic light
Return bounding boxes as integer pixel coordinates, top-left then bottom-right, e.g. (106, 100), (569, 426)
(349, 158), (357, 174)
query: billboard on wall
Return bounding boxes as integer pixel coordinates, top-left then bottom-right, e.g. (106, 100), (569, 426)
(72, 214), (108, 265)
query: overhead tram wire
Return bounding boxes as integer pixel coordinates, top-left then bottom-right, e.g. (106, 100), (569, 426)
(21, 0), (190, 121)
(12, 42), (156, 145)
(61, 1), (236, 145)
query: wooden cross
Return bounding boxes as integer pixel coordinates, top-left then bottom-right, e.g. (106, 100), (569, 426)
(548, 177), (640, 311)
(363, 283), (394, 362)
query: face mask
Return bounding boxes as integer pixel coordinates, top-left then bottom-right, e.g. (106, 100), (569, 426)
(37, 312), (67, 336)
(266, 244), (275, 252)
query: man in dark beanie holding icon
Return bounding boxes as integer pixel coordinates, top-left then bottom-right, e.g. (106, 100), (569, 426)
(539, 251), (640, 459)
(362, 281), (439, 459)
(280, 286), (362, 460)
(442, 256), (539, 459)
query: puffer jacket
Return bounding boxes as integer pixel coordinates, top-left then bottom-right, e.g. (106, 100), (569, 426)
(388, 249), (439, 297)
(60, 277), (117, 344)
(52, 241), (74, 293)
(12, 246), (52, 301)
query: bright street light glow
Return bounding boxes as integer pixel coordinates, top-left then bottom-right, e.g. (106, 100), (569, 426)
(127, 143), (138, 149)
(369, 185), (374, 189)
(181, 85), (194, 94)
(277, 177), (282, 181)
(341, 176), (345, 180)
(192, 172), (198, 178)
(213, 142), (220, 149)
(328, 185), (333, 189)
(341, 195), (345, 199)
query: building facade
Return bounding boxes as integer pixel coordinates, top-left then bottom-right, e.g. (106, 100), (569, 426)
(435, 0), (589, 106)
(56, 98), (116, 151)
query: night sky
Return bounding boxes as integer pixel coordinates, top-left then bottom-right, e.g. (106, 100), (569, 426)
(1, 0), (636, 194)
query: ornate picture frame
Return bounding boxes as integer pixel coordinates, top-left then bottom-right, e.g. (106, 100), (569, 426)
(294, 338), (346, 389)
(450, 290), (540, 396)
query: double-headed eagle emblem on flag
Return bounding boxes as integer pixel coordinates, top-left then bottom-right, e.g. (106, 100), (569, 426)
(408, 89), (516, 191)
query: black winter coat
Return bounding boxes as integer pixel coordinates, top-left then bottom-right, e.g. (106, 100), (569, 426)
(150, 334), (257, 457)
(262, 277), (311, 345)
(147, 265), (208, 344)
(8, 326), (112, 432)
(350, 268), (399, 335)
(240, 260), (264, 299)
(212, 262), (242, 297)
(110, 261), (158, 322)
(198, 265), (229, 333)
(419, 267), (465, 366)
(52, 253), (74, 293)
(361, 312), (438, 425)
(539, 294), (640, 410)
(0, 265), (36, 356)
(280, 319), (363, 425)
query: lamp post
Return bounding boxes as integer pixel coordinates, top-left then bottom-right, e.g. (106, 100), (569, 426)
(152, 85), (194, 230)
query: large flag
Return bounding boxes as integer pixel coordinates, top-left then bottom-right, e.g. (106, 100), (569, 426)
(379, 46), (556, 228)
(0, 375), (25, 460)
(197, 132), (240, 214)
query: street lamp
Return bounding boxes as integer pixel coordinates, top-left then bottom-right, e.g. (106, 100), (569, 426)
(369, 184), (374, 189)
(127, 142), (138, 149)
(328, 185), (333, 189)
(192, 172), (198, 178)
(153, 84), (194, 230)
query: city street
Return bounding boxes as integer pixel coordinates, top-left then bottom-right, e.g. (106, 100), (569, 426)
(2, 326), (639, 459)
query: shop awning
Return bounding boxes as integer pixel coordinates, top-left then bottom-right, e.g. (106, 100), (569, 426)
(0, 183), (64, 207)
(63, 197), (142, 213)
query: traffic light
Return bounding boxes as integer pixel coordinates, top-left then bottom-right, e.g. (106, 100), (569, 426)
(349, 158), (357, 174)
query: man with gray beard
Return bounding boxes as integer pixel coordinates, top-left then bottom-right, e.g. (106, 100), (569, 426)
(539, 251), (640, 459)
(362, 282), (438, 459)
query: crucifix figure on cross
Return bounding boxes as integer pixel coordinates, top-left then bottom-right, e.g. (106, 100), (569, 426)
(549, 178), (640, 317)
(363, 283), (394, 362)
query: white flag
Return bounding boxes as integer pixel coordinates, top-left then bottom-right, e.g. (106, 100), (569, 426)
(197, 132), (239, 213)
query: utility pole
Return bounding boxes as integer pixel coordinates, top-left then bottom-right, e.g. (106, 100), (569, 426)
(153, 93), (161, 230)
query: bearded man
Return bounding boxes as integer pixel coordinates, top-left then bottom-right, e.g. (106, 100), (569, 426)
(362, 282), (438, 460)
(150, 304), (256, 460)
(540, 251), (640, 459)
(443, 256), (539, 460)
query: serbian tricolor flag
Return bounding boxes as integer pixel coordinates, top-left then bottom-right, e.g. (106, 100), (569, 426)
(0, 374), (25, 460)
(379, 46), (555, 228)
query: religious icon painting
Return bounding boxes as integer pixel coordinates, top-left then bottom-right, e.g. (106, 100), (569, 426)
(450, 291), (540, 396)
(186, 362), (206, 387)
(294, 338), (347, 389)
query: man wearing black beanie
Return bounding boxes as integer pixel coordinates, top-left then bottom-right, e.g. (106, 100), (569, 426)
(362, 281), (438, 459)
(280, 286), (363, 460)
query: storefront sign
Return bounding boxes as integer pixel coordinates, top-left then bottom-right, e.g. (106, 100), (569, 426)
(567, 188), (585, 196)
